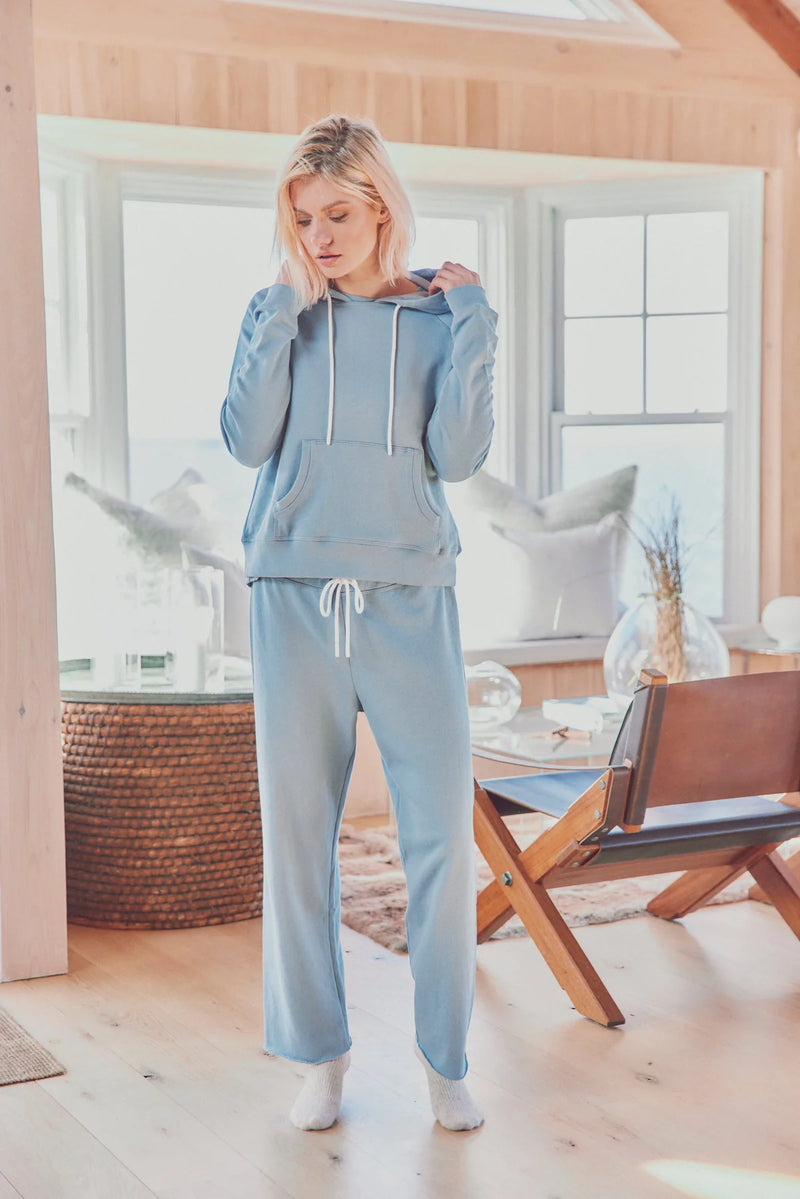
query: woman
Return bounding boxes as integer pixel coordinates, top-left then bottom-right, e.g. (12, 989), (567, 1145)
(220, 114), (497, 1132)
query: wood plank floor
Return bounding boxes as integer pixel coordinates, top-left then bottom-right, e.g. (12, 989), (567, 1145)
(1, 902), (800, 1199)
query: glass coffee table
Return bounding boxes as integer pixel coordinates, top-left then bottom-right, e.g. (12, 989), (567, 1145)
(470, 705), (623, 772)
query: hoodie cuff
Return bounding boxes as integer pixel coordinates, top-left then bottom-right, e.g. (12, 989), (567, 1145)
(445, 283), (490, 314)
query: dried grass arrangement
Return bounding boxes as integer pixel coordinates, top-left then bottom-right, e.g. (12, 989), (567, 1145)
(628, 497), (689, 683)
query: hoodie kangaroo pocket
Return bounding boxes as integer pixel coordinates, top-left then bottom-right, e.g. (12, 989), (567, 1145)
(272, 439), (443, 552)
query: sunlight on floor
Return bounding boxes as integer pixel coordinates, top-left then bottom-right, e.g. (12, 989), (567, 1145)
(644, 1160), (800, 1198)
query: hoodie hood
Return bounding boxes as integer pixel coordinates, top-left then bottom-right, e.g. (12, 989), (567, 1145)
(323, 269), (454, 455)
(328, 268), (451, 315)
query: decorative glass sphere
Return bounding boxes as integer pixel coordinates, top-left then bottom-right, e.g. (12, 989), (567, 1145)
(603, 596), (730, 711)
(465, 659), (522, 729)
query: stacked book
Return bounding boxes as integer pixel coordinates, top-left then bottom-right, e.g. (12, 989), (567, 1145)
(541, 694), (619, 734)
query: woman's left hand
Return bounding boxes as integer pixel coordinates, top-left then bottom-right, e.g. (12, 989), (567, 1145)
(428, 261), (482, 295)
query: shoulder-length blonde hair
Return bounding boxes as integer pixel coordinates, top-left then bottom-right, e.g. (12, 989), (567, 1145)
(273, 114), (414, 309)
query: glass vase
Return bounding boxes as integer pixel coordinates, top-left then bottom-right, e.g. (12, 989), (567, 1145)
(603, 595), (730, 711)
(465, 660), (522, 730)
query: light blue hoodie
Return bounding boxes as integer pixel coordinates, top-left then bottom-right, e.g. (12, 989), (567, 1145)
(220, 268), (498, 586)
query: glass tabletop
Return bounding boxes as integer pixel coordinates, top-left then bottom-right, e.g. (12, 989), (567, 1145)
(470, 705), (623, 769)
(59, 655), (253, 704)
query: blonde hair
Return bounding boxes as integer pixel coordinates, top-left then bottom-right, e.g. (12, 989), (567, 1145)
(273, 115), (415, 309)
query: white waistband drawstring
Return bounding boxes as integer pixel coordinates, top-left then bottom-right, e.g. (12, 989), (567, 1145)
(325, 292), (400, 455)
(319, 578), (365, 658)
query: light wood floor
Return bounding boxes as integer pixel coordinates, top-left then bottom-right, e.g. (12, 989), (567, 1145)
(1, 902), (800, 1199)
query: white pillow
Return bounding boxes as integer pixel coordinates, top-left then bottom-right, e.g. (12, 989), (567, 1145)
(455, 513), (621, 646)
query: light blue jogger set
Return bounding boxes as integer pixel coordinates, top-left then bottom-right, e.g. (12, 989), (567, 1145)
(249, 575), (477, 1080)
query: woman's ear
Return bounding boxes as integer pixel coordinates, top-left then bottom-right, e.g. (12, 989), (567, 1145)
(377, 206), (391, 225)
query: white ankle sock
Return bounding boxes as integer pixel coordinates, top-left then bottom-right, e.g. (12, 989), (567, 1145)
(415, 1044), (484, 1131)
(289, 1050), (351, 1131)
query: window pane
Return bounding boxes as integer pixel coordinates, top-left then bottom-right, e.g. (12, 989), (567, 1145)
(646, 315), (728, 413)
(564, 216), (643, 317)
(561, 423), (724, 617)
(564, 317), (643, 414)
(646, 211), (729, 314)
(412, 216), (480, 273)
(122, 200), (275, 550)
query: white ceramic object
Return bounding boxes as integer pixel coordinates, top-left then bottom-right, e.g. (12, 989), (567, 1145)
(761, 596), (800, 650)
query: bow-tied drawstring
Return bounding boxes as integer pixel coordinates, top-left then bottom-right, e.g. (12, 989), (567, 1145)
(319, 578), (365, 658)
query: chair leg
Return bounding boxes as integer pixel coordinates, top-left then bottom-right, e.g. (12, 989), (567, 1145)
(503, 874), (625, 1027)
(748, 851), (800, 939)
(477, 876), (517, 943)
(474, 782), (624, 1026)
(647, 846), (777, 920)
(750, 847), (800, 904)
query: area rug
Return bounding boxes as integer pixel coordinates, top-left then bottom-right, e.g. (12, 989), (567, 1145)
(338, 822), (800, 954)
(0, 1008), (66, 1086)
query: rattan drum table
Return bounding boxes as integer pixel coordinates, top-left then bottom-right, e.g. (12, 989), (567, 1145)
(61, 683), (262, 930)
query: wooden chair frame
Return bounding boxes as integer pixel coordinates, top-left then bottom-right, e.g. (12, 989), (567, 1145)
(474, 668), (800, 1026)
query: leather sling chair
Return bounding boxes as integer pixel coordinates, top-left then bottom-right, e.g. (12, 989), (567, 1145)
(473, 668), (800, 1026)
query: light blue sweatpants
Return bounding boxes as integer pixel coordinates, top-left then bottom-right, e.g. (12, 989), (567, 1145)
(249, 576), (477, 1080)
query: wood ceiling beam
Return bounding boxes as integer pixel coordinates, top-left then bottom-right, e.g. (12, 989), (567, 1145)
(724, 0), (800, 73)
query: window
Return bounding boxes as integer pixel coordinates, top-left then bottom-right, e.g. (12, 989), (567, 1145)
(39, 156), (93, 485)
(121, 186), (275, 548)
(537, 174), (763, 624)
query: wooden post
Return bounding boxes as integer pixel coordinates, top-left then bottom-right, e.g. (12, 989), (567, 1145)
(0, 0), (68, 980)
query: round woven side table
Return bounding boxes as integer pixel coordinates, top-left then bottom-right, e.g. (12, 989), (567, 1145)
(61, 685), (263, 930)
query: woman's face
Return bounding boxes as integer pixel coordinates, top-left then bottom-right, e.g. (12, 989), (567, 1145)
(291, 176), (389, 290)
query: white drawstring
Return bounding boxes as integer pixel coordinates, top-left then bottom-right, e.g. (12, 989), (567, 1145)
(387, 303), (400, 456)
(326, 293), (335, 445)
(325, 292), (399, 455)
(319, 578), (365, 658)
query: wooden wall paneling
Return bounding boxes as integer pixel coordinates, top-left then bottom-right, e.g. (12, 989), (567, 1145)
(465, 79), (499, 150)
(31, 39), (72, 116)
(723, 0), (800, 74)
(551, 86), (597, 159)
(420, 76), (468, 148)
(593, 90), (673, 162)
(223, 54), (281, 135)
(295, 63), (334, 130)
(0, 0), (68, 981)
(122, 46), (178, 127)
(372, 71), (418, 143)
(327, 69), (373, 123)
(72, 42), (127, 121)
(30, 0), (800, 101)
(495, 82), (556, 154)
(265, 60), (299, 136)
(175, 51), (228, 129)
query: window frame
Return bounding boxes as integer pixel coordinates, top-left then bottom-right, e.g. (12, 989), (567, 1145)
(38, 146), (96, 479)
(530, 171), (764, 626)
(218, 0), (677, 46)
